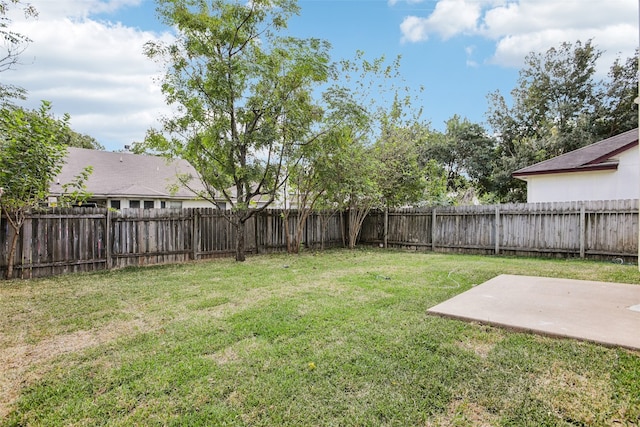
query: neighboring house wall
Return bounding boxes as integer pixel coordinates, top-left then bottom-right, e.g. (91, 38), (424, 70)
(524, 148), (639, 203)
(105, 198), (222, 210)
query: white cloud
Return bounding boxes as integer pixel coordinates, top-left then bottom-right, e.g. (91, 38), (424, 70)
(3, 0), (171, 151)
(465, 45), (478, 67)
(400, 16), (430, 43)
(401, 0), (482, 42)
(398, 0), (638, 72)
(388, 0), (425, 6)
(18, 0), (144, 20)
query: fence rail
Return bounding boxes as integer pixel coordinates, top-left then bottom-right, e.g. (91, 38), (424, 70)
(0, 208), (345, 279)
(1, 200), (637, 279)
(360, 200), (638, 261)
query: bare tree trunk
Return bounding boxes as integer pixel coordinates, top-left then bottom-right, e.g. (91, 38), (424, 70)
(347, 206), (371, 249)
(348, 208), (358, 249)
(292, 210), (305, 254)
(235, 219), (246, 262)
(3, 209), (25, 279)
(291, 207), (313, 254)
(5, 225), (19, 279)
(283, 209), (294, 254)
(319, 210), (336, 251)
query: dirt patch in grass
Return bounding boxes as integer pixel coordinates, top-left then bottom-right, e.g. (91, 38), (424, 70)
(206, 336), (264, 365)
(0, 318), (150, 418)
(533, 361), (617, 425)
(456, 339), (497, 359)
(427, 398), (499, 426)
(455, 325), (506, 359)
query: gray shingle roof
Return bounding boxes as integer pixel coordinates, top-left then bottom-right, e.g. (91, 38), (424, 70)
(512, 128), (639, 177)
(51, 148), (207, 199)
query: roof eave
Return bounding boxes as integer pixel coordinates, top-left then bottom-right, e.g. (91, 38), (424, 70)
(48, 190), (224, 202)
(512, 162), (619, 179)
(585, 140), (639, 165)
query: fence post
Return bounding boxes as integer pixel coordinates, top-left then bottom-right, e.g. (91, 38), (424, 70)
(384, 208), (389, 248)
(305, 214), (310, 250)
(192, 209), (199, 260)
(254, 211), (260, 254)
(579, 205), (586, 259)
(21, 213), (33, 279)
(494, 206), (500, 255)
(431, 208), (436, 251)
(105, 208), (112, 270)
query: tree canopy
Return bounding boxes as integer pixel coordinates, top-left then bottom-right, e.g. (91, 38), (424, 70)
(61, 128), (104, 150)
(0, 101), (69, 278)
(419, 115), (494, 200)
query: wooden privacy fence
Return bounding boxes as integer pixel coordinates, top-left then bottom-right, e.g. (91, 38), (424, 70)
(1, 200), (638, 279)
(0, 208), (344, 279)
(360, 200), (639, 260)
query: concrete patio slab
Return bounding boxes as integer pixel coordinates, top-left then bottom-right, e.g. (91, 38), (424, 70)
(427, 274), (640, 350)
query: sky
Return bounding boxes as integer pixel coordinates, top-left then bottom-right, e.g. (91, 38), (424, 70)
(3, 0), (638, 152)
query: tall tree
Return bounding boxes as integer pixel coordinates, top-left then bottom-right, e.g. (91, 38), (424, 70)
(280, 116), (357, 254)
(278, 51), (405, 253)
(323, 53), (426, 247)
(594, 50), (639, 138)
(320, 128), (380, 249)
(419, 115), (495, 198)
(0, 101), (69, 279)
(420, 159), (449, 206)
(488, 40), (601, 158)
(144, 0), (331, 261)
(374, 103), (428, 209)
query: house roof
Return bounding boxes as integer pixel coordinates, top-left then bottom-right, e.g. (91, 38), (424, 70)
(51, 148), (208, 200)
(512, 128), (639, 178)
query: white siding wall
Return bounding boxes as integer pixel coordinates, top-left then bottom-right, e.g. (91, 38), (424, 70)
(182, 199), (224, 209)
(111, 198), (220, 209)
(525, 148), (639, 202)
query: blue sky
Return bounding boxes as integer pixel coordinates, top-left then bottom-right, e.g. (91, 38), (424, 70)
(4, 0), (638, 151)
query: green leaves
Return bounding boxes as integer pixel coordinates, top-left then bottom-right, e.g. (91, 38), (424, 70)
(0, 101), (68, 212)
(0, 101), (71, 277)
(58, 166), (93, 207)
(374, 117), (428, 209)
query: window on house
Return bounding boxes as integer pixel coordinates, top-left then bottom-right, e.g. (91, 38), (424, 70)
(129, 200), (140, 209)
(110, 200), (121, 209)
(168, 201), (182, 209)
(160, 201), (166, 209)
(144, 200), (154, 209)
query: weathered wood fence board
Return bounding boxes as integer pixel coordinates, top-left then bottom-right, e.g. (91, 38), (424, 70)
(0, 208), (108, 279)
(1, 200), (637, 279)
(111, 208), (194, 269)
(0, 207), (346, 279)
(303, 211), (344, 250)
(361, 200), (638, 260)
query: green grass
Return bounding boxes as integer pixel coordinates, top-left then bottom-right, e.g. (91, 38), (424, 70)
(1, 249), (639, 426)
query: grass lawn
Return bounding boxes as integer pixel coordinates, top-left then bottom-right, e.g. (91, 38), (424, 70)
(1, 249), (639, 426)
